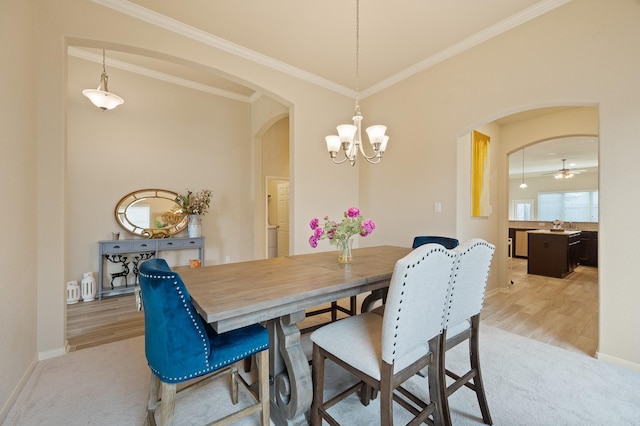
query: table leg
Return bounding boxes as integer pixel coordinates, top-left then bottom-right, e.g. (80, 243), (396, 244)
(268, 310), (311, 426)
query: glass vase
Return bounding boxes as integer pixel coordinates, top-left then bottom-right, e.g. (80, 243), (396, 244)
(337, 238), (353, 264)
(188, 214), (202, 238)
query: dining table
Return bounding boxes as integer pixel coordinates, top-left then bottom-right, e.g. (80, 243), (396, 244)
(174, 245), (411, 426)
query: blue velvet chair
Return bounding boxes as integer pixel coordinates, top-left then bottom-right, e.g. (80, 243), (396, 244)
(138, 258), (270, 426)
(412, 235), (459, 250)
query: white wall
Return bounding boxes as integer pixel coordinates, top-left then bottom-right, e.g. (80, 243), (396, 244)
(67, 56), (254, 280)
(0, 0), (38, 419)
(4, 0), (640, 417)
(363, 0), (640, 370)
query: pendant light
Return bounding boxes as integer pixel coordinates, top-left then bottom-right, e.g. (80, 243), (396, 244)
(82, 49), (124, 110)
(519, 148), (528, 188)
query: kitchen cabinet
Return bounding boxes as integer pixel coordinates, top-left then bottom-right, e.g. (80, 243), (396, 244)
(579, 231), (598, 266)
(509, 228), (538, 258)
(527, 230), (581, 278)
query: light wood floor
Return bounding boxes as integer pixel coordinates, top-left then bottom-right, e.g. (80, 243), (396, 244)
(67, 257), (599, 356)
(483, 257), (598, 356)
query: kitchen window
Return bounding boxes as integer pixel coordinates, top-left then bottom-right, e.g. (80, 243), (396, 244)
(538, 191), (598, 222)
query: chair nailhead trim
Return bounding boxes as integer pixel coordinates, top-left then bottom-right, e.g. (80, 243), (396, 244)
(141, 269), (269, 383)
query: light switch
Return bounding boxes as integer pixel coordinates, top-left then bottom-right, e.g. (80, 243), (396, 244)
(434, 202), (442, 213)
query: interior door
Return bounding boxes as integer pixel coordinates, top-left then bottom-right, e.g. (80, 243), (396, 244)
(277, 182), (290, 257)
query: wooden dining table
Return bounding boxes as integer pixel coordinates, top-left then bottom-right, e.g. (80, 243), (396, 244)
(175, 245), (411, 426)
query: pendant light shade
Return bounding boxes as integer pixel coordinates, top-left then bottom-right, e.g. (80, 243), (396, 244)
(519, 148), (528, 188)
(82, 49), (124, 110)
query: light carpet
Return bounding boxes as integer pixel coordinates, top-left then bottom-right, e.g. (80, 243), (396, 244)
(4, 325), (640, 425)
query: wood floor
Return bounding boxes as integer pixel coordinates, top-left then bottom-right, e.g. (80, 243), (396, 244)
(67, 257), (599, 356)
(483, 257), (598, 356)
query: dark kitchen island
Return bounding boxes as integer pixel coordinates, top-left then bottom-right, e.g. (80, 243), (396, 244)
(527, 230), (581, 278)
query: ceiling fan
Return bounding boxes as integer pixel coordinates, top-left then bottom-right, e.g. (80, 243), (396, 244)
(544, 159), (587, 179)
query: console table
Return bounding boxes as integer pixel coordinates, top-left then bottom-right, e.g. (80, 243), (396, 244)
(97, 237), (204, 299)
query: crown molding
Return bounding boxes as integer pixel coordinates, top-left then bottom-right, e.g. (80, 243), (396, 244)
(361, 0), (571, 98)
(69, 46), (253, 103)
(90, 0), (355, 98)
(91, 0), (570, 100)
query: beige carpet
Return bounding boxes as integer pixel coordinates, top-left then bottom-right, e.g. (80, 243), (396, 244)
(4, 325), (640, 425)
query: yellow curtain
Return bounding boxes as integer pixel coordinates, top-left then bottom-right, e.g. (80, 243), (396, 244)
(472, 131), (490, 216)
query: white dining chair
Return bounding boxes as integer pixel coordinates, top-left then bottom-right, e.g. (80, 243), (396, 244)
(439, 238), (495, 425)
(310, 243), (457, 425)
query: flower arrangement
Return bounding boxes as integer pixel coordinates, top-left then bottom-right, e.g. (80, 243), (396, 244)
(552, 219), (564, 229)
(175, 189), (212, 216)
(309, 207), (375, 249)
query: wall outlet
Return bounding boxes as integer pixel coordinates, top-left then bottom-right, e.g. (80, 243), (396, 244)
(434, 202), (442, 213)
(538, 222), (546, 227)
(225, 256), (231, 263)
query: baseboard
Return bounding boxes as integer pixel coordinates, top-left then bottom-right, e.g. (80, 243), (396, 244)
(39, 345), (66, 361)
(596, 351), (640, 373)
(0, 354), (38, 423)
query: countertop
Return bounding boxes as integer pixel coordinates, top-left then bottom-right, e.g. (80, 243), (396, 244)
(527, 229), (581, 235)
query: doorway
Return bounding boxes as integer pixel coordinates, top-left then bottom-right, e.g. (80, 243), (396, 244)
(498, 106), (599, 356)
(266, 177), (290, 257)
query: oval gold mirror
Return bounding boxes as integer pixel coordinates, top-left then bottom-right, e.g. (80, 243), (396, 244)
(114, 189), (188, 238)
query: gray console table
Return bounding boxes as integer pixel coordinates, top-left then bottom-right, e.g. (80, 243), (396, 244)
(97, 237), (204, 299)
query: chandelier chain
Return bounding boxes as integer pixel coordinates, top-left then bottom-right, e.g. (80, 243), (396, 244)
(355, 0), (360, 106)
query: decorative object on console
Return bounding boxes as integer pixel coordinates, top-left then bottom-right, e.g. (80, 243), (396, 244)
(187, 214), (202, 238)
(324, 0), (388, 166)
(175, 189), (212, 238)
(82, 49), (124, 110)
(551, 219), (564, 231)
(309, 207), (375, 263)
(107, 254), (130, 289)
(132, 252), (155, 284)
(66, 281), (80, 305)
(114, 189), (189, 238)
(81, 272), (97, 302)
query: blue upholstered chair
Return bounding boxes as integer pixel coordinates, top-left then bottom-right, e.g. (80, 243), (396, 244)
(138, 258), (270, 426)
(412, 235), (459, 250)
(310, 244), (458, 425)
(360, 235), (460, 313)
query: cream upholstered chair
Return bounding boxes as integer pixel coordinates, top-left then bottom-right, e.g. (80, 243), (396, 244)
(360, 236), (459, 313)
(138, 259), (270, 426)
(310, 244), (457, 425)
(439, 238), (495, 425)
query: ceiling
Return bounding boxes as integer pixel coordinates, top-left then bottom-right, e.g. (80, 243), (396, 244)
(508, 135), (599, 179)
(75, 0), (593, 174)
(77, 0), (571, 100)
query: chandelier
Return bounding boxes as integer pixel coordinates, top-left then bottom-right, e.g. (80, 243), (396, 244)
(82, 49), (124, 110)
(325, 0), (388, 166)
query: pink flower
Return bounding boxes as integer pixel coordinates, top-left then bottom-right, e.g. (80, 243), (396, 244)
(360, 219), (376, 236)
(308, 207), (374, 249)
